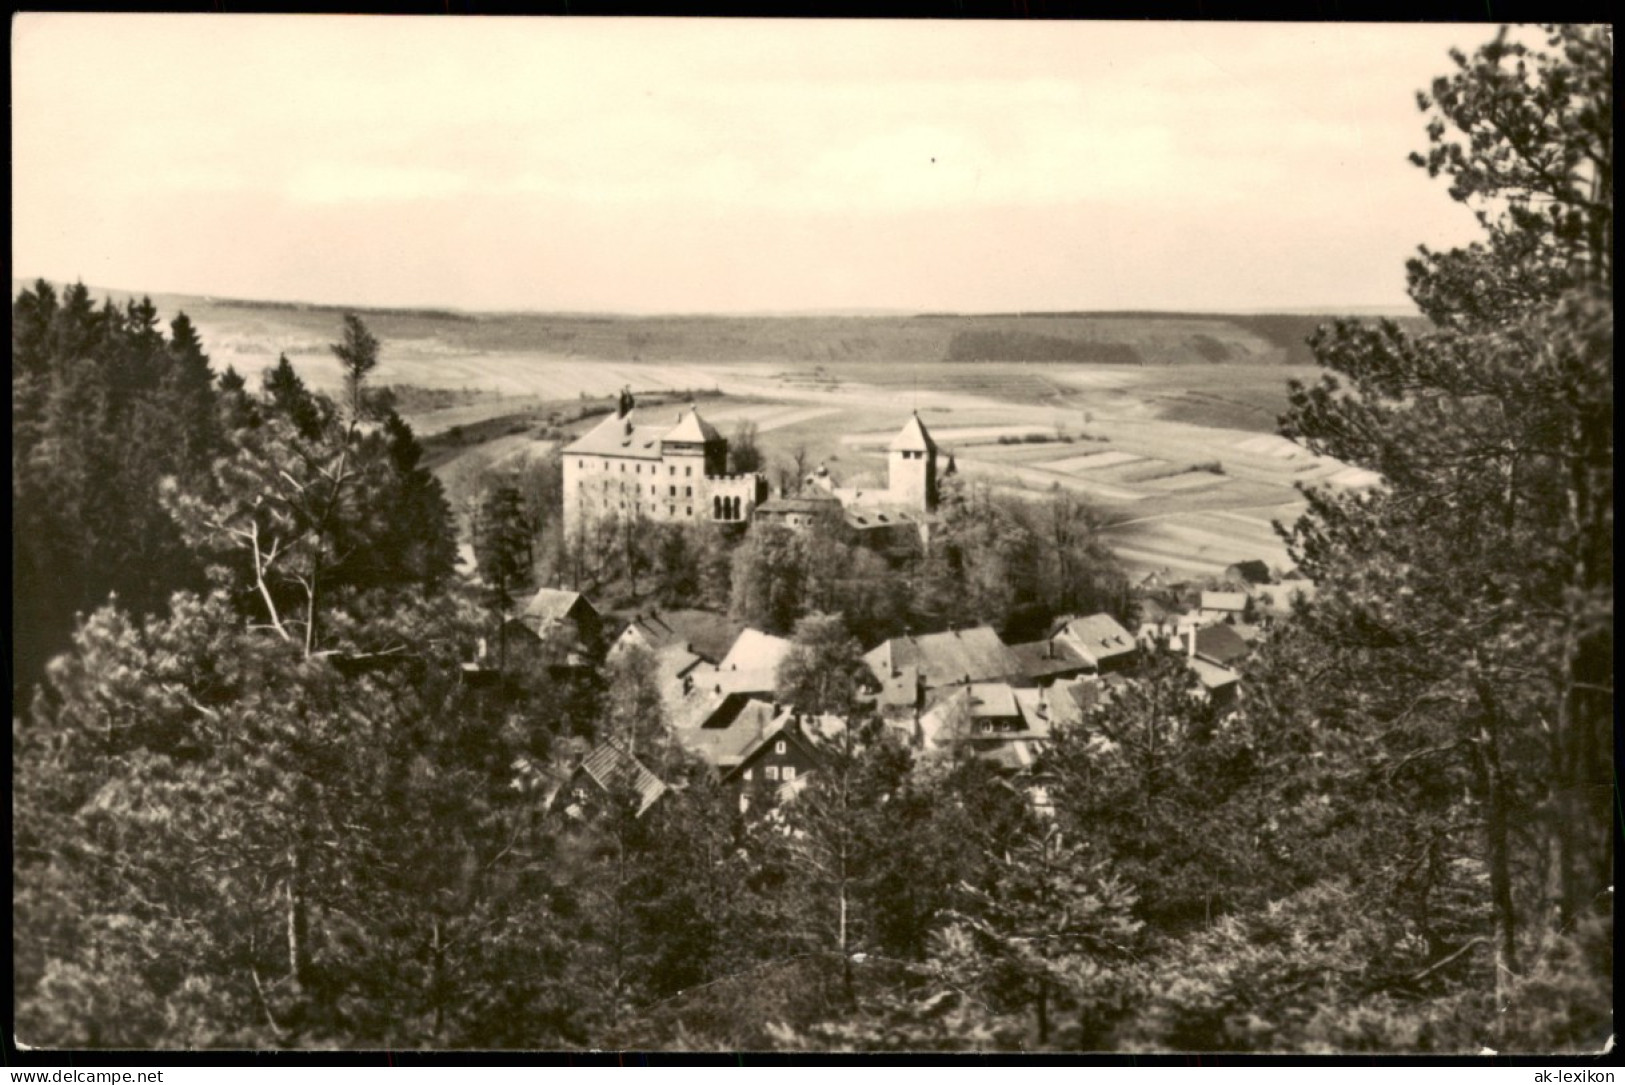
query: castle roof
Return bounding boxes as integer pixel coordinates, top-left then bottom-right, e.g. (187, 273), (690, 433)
(663, 407), (723, 445)
(888, 412), (938, 454)
(564, 410), (668, 460)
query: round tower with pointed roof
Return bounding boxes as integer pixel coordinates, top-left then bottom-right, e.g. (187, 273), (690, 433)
(887, 412), (939, 512)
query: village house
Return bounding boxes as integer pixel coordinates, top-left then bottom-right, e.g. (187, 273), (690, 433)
(864, 624), (1024, 695)
(610, 608), (743, 665)
(1048, 612), (1139, 674)
(518, 587), (605, 650)
(725, 714), (846, 812)
(1007, 635), (1093, 686)
(1223, 560), (1274, 590)
(554, 741), (668, 820)
(1199, 590), (1250, 624)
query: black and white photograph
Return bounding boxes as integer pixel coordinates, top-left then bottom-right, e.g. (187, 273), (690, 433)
(10, 14), (1613, 1056)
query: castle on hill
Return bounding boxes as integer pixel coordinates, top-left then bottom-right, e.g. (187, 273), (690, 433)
(561, 390), (944, 543)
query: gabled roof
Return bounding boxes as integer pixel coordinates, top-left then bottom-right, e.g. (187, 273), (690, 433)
(1054, 614), (1137, 666)
(563, 410), (669, 460)
(875, 665), (923, 714)
(1008, 637), (1091, 681)
(686, 662), (781, 699)
(662, 407), (723, 445)
(844, 505), (936, 531)
(1188, 657), (1240, 692)
(675, 698), (787, 768)
(727, 714), (841, 780)
(523, 588), (594, 624)
(1225, 560), (1273, 586)
(616, 609), (743, 663)
(888, 412), (938, 454)
(865, 625), (1021, 688)
(927, 682), (1021, 721)
(1201, 591), (1249, 612)
(756, 495), (843, 517)
(719, 628), (795, 678)
(1194, 623), (1251, 666)
(574, 742), (667, 816)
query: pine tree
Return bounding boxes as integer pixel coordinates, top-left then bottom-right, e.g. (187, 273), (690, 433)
(1274, 24), (1612, 1048)
(473, 483), (535, 672)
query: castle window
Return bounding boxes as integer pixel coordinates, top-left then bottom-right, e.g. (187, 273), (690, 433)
(670, 466), (676, 475)
(686, 507), (692, 517)
(669, 505), (675, 516)
(713, 496), (722, 518)
(578, 460), (583, 468)
(670, 485), (677, 497)
(686, 466), (692, 477)
(685, 486), (692, 497)
(620, 463), (625, 472)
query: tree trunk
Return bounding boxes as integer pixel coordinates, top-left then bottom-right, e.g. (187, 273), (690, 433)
(431, 917), (446, 1041)
(1473, 692), (1518, 1028)
(286, 845), (311, 990)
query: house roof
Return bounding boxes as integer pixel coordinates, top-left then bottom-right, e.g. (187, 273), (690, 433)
(1008, 637), (1091, 681)
(1194, 623), (1251, 666)
(523, 588), (593, 624)
(675, 698), (786, 767)
(617, 609), (743, 663)
(563, 410), (669, 461)
(729, 714), (841, 778)
(1055, 613), (1137, 665)
(865, 625), (1021, 688)
(1225, 560), (1273, 585)
(756, 495), (842, 517)
(719, 628), (795, 678)
(1188, 657), (1240, 691)
(1011, 688), (1062, 735)
(575, 742), (667, 816)
(875, 665), (923, 713)
(1201, 591), (1249, 612)
(844, 505), (935, 531)
(888, 412), (938, 454)
(686, 662), (781, 699)
(663, 407), (723, 445)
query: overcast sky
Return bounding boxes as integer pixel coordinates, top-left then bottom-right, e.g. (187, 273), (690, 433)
(14, 15), (1502, 314)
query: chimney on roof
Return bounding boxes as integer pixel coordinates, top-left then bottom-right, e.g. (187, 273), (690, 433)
(616, 387), (634, 418)
(1187, 629), (1197, 660)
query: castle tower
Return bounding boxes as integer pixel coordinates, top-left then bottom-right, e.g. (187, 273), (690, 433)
(887, 412), (938, 512)
(660, 406), (727, 476)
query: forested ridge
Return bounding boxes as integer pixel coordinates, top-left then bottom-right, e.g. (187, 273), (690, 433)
(10, 26), (1611, 1052)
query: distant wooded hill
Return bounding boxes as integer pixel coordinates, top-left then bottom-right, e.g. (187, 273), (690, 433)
(12, 279), (1421, 368)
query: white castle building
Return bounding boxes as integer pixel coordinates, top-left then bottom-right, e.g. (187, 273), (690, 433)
(561, 391), (768, 541)
(563, 392), (948, 546)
